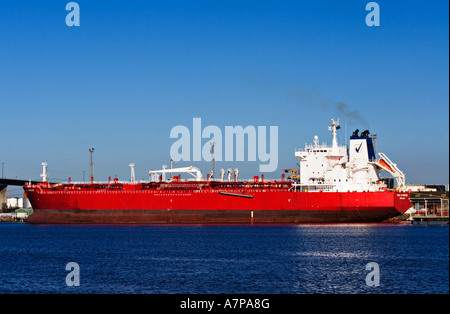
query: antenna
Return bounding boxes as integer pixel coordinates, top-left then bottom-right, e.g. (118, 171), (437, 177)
(227, 168), (232, 182)
(89, 148), (95, 184)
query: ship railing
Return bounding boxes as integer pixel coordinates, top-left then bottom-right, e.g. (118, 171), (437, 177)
(154, 178), (290, 184)
(295, 144), (344, 152)
(58, 178), (292, 186)
(57, 180), (140, 185)
(409, 197), (449, 217)
(293, 183), (336, 192)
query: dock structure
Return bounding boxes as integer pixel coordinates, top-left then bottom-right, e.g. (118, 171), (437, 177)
(409, 214), (449, 225)
(0, 209), (33, 223)
(408, 191), (449, 225)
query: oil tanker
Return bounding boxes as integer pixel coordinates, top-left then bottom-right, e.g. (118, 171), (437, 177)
(24, 119), (411, 224)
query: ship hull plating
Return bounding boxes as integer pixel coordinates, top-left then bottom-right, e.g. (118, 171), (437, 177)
(24, 187), (410, 224)
(26, 208), (402, 224)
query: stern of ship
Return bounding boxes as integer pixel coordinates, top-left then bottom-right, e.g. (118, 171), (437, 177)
(394, 191), (411, 215)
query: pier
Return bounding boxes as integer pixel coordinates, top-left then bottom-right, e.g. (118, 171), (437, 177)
(0, 209), (33, 223)
(409, 214), (449, 225)
(408, 191), (449, 225)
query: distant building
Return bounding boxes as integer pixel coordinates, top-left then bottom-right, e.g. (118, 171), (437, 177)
(406, 184), (447, 192)
(15, 208), (33, 220)
(6, 197), (32, 209)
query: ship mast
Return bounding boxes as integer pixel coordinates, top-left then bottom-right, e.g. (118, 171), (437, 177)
(329, 119), (340, 155)
(129, 163), (136, 184)
(40, 162), (48, 183)
(210, 142), (216, 179)
(89, 148), (95, 184)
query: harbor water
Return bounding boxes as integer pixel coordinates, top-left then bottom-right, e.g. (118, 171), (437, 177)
(0, 223), (448, 294)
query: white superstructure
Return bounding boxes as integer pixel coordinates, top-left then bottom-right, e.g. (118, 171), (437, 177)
(295, 119), (406, 192)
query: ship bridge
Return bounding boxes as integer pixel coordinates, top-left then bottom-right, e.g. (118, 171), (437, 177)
(294, 118), (406, 192)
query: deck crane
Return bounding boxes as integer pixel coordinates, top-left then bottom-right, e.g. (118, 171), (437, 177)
(149, 166), (203, 181)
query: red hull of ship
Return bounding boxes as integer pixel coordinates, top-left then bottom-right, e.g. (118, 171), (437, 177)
(24, 183), (410, 224)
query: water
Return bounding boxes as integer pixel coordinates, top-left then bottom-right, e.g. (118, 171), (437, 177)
(0, 223), (448, 294)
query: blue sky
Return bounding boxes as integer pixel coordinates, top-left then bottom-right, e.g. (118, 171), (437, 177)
(0, 0), (448, 194)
